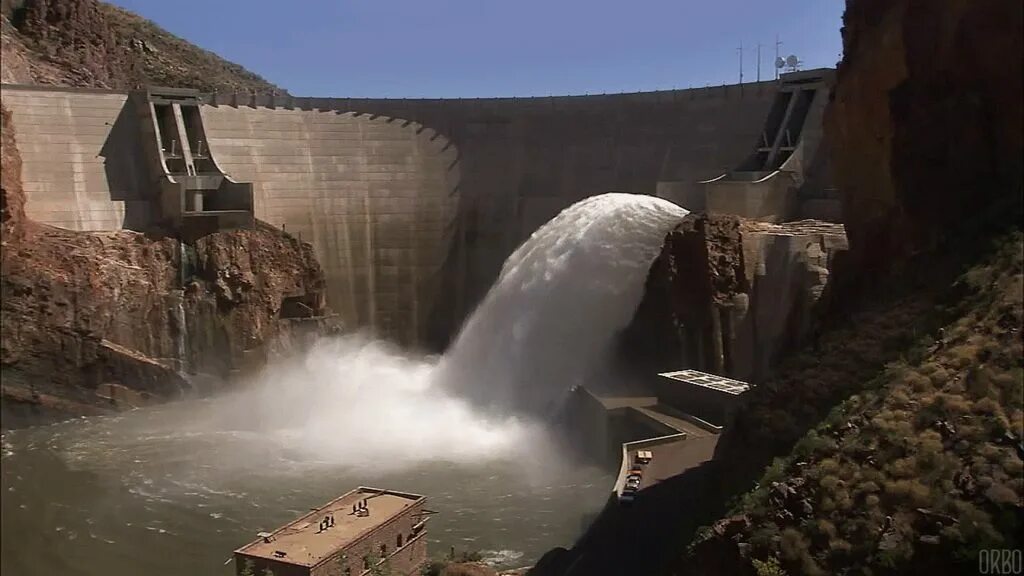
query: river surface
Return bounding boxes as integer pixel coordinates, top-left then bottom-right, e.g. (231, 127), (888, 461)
(1, 400), (612, 576)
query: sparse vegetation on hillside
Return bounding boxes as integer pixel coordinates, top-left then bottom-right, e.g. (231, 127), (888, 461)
(2, 0), (282, 92)
(688, 231), (1024, 575)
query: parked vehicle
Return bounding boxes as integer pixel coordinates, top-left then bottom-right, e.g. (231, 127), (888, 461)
(635, 450), (653, 466)
(619, 486), (637, 505)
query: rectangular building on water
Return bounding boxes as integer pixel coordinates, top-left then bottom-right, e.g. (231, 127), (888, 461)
(234, 486), (429, 576)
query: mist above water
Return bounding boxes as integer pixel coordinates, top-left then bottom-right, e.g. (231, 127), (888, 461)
(203, 335), (543, 472)
(195, 192), (688, 469)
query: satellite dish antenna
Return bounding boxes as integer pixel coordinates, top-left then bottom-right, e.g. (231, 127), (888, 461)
(775, 56), (785, 69)
(785, 54), (799, 69)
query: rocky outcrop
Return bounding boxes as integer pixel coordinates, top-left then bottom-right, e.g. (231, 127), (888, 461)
(684, 230), (1023, 576)
(621, 215), (846, 384)
(181, 223), (338, 382)
(1, 100), (336, 426)
(825, 0), (1023, 281)
(0, 103), (24, 242)
(1, 0), (282, 92)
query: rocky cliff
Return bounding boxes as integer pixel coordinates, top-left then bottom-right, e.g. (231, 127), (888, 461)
(553, 1), (1022, 574)
(0, 0), (335, 427)
(825, 0), (1023, 282)
(1, 106), (334, 426)
(621, 214), (846, 385)
(1, 0), (282, 92)
(668, 0), (1024, 573)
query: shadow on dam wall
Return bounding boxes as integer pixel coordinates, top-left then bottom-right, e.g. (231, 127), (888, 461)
(1, 81), (779, 349)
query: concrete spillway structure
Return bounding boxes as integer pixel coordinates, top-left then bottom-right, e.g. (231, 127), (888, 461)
(1, 80), (787, 346)
(658, 69), (839, 222)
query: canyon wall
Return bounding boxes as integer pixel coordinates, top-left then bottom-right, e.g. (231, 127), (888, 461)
(825, 0), (1023, 280)
(1, 82), (778, 347)
(0, 101), (335, 425)
(622, 214), (847, 385)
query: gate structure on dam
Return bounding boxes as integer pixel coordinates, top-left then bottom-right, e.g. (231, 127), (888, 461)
(134, 87), (255, 241)
(657, 68), (839, 222)
(0, 73), (838, 348)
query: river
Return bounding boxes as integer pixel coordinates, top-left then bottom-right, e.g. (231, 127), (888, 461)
(1, 397), (612, 575)
(1, 192), (688, 575)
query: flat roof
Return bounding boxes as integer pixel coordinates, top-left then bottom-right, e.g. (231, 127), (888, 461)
(235, 486), (425, 567)
(657, 369), (751, 396)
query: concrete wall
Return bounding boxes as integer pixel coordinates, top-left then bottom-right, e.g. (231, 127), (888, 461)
(0, 86), (150, 230)
(200, 106), (459, 346)
(704, 172), (798, 222)
(2, 82), (779, 347)
(298, 84), (778, 343)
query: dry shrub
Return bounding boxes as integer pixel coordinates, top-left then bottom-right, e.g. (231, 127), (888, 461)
(984, 484), (1019, 506)
(887, 457), (916, 479)
(884, 479), (932, 506)
(973, 397), (1001, 416)
(934, 393), (971, 415)
(903, 371), (933, 394)
(928, 365), (952, 387)
(949, 345), (980, 369)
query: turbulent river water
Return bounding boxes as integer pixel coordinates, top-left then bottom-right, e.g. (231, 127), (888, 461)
(1, 193), (688, 575)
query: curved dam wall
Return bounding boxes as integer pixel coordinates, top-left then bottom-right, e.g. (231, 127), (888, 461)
(2, 82), (779, 347)
(198, 106), (459, 344)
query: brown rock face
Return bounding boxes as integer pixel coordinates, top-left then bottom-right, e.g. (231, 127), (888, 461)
(0, 100), (335, 426)
(620, 215), (846, 384)
(0, 104), (25, 242)
(662, 214), (749, 376)
(1, 0), (281, 92)
(825, 0), (1023, 277)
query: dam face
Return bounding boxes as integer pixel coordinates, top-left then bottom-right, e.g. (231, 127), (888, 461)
(1, 82), (778, 346)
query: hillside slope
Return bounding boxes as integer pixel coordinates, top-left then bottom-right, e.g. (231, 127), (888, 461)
(671, 0), (1024, 573)
(684, 231), (1022, 575)
(1, 0), (282, 92)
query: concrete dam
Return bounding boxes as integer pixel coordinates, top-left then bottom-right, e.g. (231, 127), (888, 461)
(0, 75), (833, 348)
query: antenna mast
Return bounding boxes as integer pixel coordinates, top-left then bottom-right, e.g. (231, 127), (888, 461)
(757, 42), (762, 82)
(774, 35), (783, 80)
(738, 42), (744, 85)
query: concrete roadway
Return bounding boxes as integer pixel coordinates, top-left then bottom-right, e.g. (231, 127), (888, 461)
(626, 404), (720, 491)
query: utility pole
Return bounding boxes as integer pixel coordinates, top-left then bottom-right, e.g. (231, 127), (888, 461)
(775, 35), (783, 80)
(757, 42), (762, 83)
(738, 42), (744, 85)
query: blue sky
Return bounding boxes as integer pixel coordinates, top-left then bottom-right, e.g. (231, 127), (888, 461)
(111, 0), (845, 98)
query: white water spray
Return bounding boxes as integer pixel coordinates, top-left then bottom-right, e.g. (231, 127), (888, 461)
(436, 192), (688, 412)
(199, 192), (687, 468)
